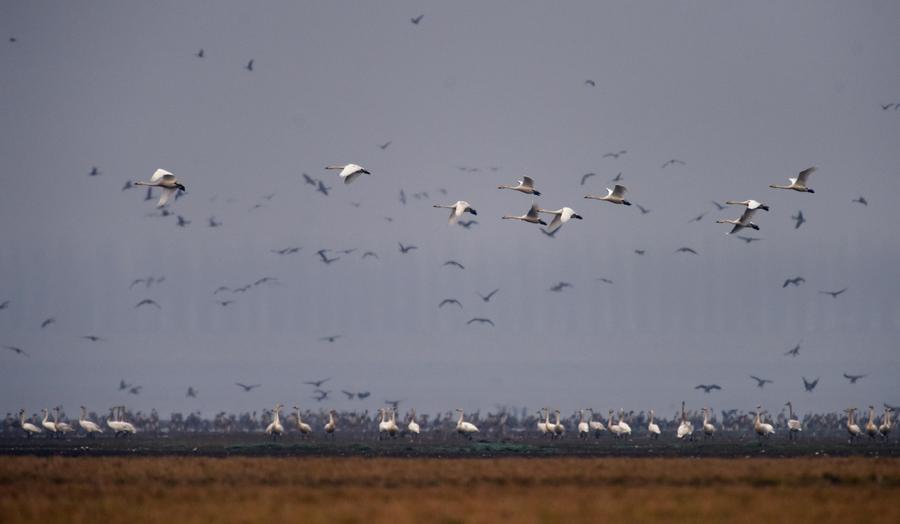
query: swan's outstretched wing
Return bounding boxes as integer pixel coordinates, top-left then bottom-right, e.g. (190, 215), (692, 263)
(739, 207), (757, 224)
(521, 176), (535, 188)
(526, 203), (541, 219)
(728, 223), (744, 235)
(797, 167), (815, 185)
(545, 213), (564, 234)
(447, 208), (459, 225)
(157, 187), (176, 207)
(150, 169), (173, 183)
(612, 185), (627, 198)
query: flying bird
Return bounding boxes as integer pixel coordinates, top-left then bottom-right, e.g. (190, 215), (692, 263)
(325, 163), (371, 184)
(695, 384), (721, 393)
(312, 390), (331, 402)
(245, 59), (254, 71)
(502, 203), (547, 225)
(458, 220), (478, 229)
(783, 277), (805, 288)
(176, 216), (190, 227)
(304, 378), (331, 388)
(634, 249), (645, 255)
(661, 159), (686, 168)
(118, 380), (130, 391)
(134, 169), (186, 208)
(443, 260), (465, 270)
(235, 383), (261, 392)
(635, 204), (651, 215)
(802, 377), (819, 392)
(81, 336), (104, 342)
(791, 210), (806, 229)
(195, 48), (204, 58)
(40, 318), (55, 329)
(317, 250), (339, 264)
(89, 166), (101, 177)
(410, 14), (424, 24)
(320, 335), (340, 343)
(580, 172), (596, 185)
(819, 288), (847, 299)
(711, 201), (727, 211)
(186, 387), (197, 398)
(135, 299), (161, 309)
(538, 207), (583, 234)
(209, 217), (222, 228)
(770, 166), (816, 193)
(478, 289), (499, 302)
(341, 390), (355, 400)
(143, 187), (153, 201)
(882, 103), (894, 110)
(584, 79), (596, 87)
(584, 185), (631, 205)
(361, 251), (378, 259)
(843, 373), (867, 384)
(433, 201), (477, 225)
(602, 150), (627, 159)
(611, 172), (624, 182)
(0, 300), (9, 310)
(596, 278), (613, 284)
(736, 236), (762, 244)
(716, 207), (761, 235)
(674, 247), (698, 255)
(467, 317), (495, 327)
(784, 342), (801, 357)
(356, 391), (371, 399)
(398, 242), (418, 254)
(253, 277), (277, 286)
(316, 180), (331, 196)
(301, 173), (317, 186)
(549, 282), (573, 292)
(439, 299), (462, 308)
(217, 300), (234, 307)
(3, 346), (28, 357)
(128, 386), (142, 395)
(750, 376), (773, 388)
(851, 196), (868, 206)
(498, 176), (541, 195)
(378, 141), (392, 150)
(689, 211), (707, 223)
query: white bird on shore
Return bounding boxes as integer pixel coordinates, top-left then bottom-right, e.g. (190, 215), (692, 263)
(325, 163), (370, 184)
(41, 408), (57, 437)
(18, 410), (41, 438)
(455, 409), (479, 438)
(879, 407), (893, 439)
(865, 406), (879, 439)
(845, 408), (861, 441)
(407, 409), (420, 437)
(538, 207), (583, 234)
(53, 407), (74, 436)
(754, 406), (775, 439)
(265, 404), (284, 440)
(701, 407), (716, 438)
(79, 406), (103, 436)
(676, 401), (694, 440)
(433, 201), (477, 225)
(577, 410), (590, 439)
(587, 409), (607, 437)
(647, 410), (661, 439)
(785, 402), (802, 440)
(769, 167), (816, 193)
(293, 406), (312, 437)
(585, 185), (631, 205)
(134, 169), (186, 208)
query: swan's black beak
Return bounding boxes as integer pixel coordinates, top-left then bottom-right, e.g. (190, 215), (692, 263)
(750, 224), (760, 230)
(573, 214), (583, 220)
(468, 209), (477, 215)
(176, 183), (186, 191)
(761, 205), (770, 211)
(539, 220), (547, 226)
(807, 189), (815, 194)
(623, 201), (632, 206)
(532, 190), (541, 196)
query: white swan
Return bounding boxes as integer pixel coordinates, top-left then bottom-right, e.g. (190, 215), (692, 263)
(587, 409), (606, 437)
(455, 409), (479, 438)
(701, 407), (716, 438)
(726, 199), (770, 211)
(716, 207), (760, 234)
(608, 410), (625, 439)
(845, 408), (861, 442)
(433, 201), (477, 225)
(616, 410), (632, 437)
(584, 185), (631, 206)
(502, 203), (547, 225)
(41, 408), (57, 437)
(551, 409), (565, 438)
(388, 409), (400, 437)
(134, 169), (186, 207)
(770, 167), (816, 193)
(265, 404), (284, 440)
(577, 410), (590, 439)
(114, 406), (137, 436)
(18, 409), (42, 438)
(324, 410), (337, 437)
(879, 407), (893, 440)
(53, 407), (74, 437)
(537, 408), (550, 436)
(325, 163), (370, 184)
(407, 409), (420, 436)
(377, 408), (391, 439)
(79, 406), (103, 437)
(647, 410), (661, 439)
(754, 405), (775, 439)
(538, 207), (583, 234)
(293, 406), (312, 437)
(865, 406), (879, 439)
(785, 401), (802, 440)
(498, 176), (541, 195)
(676, 401), (694, 440)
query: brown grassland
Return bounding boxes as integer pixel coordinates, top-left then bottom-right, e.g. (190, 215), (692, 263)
(2, 456), (899, 523)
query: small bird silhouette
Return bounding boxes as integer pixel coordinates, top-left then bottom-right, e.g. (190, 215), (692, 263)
(128, 386), (142, 395)
(118, 380), (130, 391)
(843, 373), (867, 384)
(443, 260), (465, 270)
(410, 14), (424, 25)
(881, 103), (894, 110)
(791, 210), (806, 229)
(316, 180), (331, 196)
(176, 216), (191, 227)
(439, 299), (462, 308)
(750, 375), (773, 388)
(208, 217), (222, 228)
(458, 220), (478, 229)
(467, 317), (495, 327)
(341, 390), (355, 400)
(245, 59), (254, 71)
(195, 48), (204, 58)
(784, 342), (801, 357)
(674, 247), (698, 255)
(634, 249), (646, 255)
(398, 243), (418, 254)
(580, 172), (596, 185)
(235, 383), (261, 392)
(320, 335), (340, 343)
(356, 391), (371, 399)
(851, 196), (868, 206)
(661, 159), (686, 168)
(312, 390), (331, 402)
(782, 277), (805, 288)
(478, 289), (500, 302)
(711, 201), (727, 211)
(378, 141), (392, 150)
(40, 318), (55, 329)
(584, 79), (596, 87)
(361, 251), (378, 259)
(596, 278), (613, 284)
(302, 173), (317, 186)
(802, 377), (819, 392)
(602, 150), (627, 159)
(0, 300), (10, 310)
(695, 384), (721, 393)
(736, 236), (761, 244)
(636, 204), (651, 215)
(89, 167), (101, 177)
(3, 345), (28, 357)
(549, 282), (572, 292)
(688, 211), (707, 223)
(317, 250), (339, 264)
(819, 288), (847, 299)
(82, 335), (104, 342)
(217, 300), (234, 307)
(135, 299), (161, 309)
(186, 387), (197, 398)
(304, 378), (331, 388)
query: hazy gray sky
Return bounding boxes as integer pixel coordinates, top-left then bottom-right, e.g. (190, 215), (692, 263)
(1, 1), (899, 419)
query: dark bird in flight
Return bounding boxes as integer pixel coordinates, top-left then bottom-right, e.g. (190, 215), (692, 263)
(235, 383), (261, 392)
(378, 141), (392, 150)
(596, 278), (613, 284)
(356, 391), (371, 399)
(611, 172), (624, 182)
(118, 380), (130, 391)
(213, 286), (230, 295)
(399, 189), (406, 205)
(467, 317), (495, 327)
(302, 173), (317, 186)
(602, 150), (627, 159)
(783, 277), (805, 288)
(253, 277), (277, 286)
(750, 375), (773, 388)
(3, 345), (28, 357)
(584, 79), (596, 87)
(316, 180), (331, 196)
(385, 399), (403, 410)
(802, 377), (819, 392)
(580, 173), (596, 185)
(791, 210), (806, 229)
(135, 299), (161, 309)
(186, 387), (197, 398)
(398, 242), (418, 254)
(881, 103), (894, 110)
(635, 204), (651, 215)
(362, 251), (378, 259)
(736, 236), (762, 244)
(688, 211), (707, 223)
(819, 288), (847, 299)
(410, 14), (424, 25)
(634, 249), (645, 255)
(304, 378), (331, 388)
(439, 298), (462, 308)
(0, 300), (10, 310)
(40, 318), (55, 329)
(245, 59), (254, 71)
(9, 37), (16, 43)
(843, 373), (867, 384)
(661, 159), (686, 168)
(312, 390), (331, 402)
(695, 384), (722, 393)
(341, 390), (355, 400)
(128, 386), (142, 395)
(272, 247), (301, 256)
(176, 216), (190, 227)
(443, 260), (465, 270)
(785, 342), (801, 357)
(196, 48), (204, 58)
(458, 220), (478, 229)
(317, 249), (339, 264)
(674, 247), (698, 255)
(82, 336), (104, 342)
(851, 196), (868, 206)
(144, 186), (153, 201)
(539, 227), (559, 238)
(478, 289), (500, 302)
(89, 166), (101, 177)
(711, 201), (727, 211)
(320, 335), (340, 343)
(550, 282), (572, 292)
(217, 300), (234, 307)
(232, 285), (251, 294)
(208, 217), (222, 228)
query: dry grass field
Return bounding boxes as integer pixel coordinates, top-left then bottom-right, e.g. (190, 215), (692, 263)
(2, 457), (899, 523)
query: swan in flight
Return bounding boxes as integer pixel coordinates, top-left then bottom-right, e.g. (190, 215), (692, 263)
(18, 410), (41, 438)
(716, 207), (760, 234)
(584, 185), (631, 205)
(502, 203), (547, 225)
(134, 169), (186, 208)
(498, 176), (540, 195)
(325, 163), (371, 184)
(726, 199), (770, 211)
(433, 201), (477, 225)
(538, 207), (583, 234)
(455, 409), (479, 438)
(769, 167), (816, 193)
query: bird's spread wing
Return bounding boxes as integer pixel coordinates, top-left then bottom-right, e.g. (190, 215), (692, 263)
(158, 187), (176, 207)
(739, 207), (757, 223)
(797, 167), (815, 184)
(545, 214), (563, 234)
(521, 176), (535, 187)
